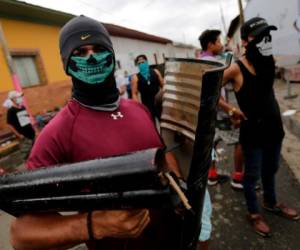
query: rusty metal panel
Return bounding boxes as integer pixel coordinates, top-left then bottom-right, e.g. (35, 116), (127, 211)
(160, 56), (232, 250)
(161, 58), (223, 141)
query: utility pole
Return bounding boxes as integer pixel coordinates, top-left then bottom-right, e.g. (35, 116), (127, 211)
(0, 21), (34, 125)
(238, 0), (245, 24)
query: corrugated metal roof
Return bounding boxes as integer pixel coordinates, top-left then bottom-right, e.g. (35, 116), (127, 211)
(0, 0), (171, 44)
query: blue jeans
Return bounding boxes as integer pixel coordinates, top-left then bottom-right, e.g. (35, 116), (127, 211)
(198, 189), (212, 241)
(242, 142), (282, 214)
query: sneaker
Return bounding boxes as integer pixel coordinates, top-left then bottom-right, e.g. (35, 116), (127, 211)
(207, 176), (218, 186)
(231, 172), (243, 190)
(208, 167), (218, 186)
(247, 213), (271, 237)
(231, 181), (261, 190)
(208, 174), (229, 186)
(231, 178), (243, 190)
(231, 172), (261, 191)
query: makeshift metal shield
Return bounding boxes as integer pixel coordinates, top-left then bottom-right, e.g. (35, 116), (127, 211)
(0, 148), (180, 216)
(160, 55), (232, 250)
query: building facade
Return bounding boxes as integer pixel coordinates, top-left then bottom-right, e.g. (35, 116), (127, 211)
(0, 0), (196, 130)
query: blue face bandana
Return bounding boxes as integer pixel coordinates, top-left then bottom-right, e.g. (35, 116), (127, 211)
(138, 61), (150, 81)
(68, 51), (114, 84)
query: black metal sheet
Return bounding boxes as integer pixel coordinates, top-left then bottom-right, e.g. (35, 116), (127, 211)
(0, 148), (176, 215)
(161, 56), (232, 250)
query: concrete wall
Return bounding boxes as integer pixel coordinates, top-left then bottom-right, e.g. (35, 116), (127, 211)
(111, 37), (196, 75)
(111, 36), (168, 74)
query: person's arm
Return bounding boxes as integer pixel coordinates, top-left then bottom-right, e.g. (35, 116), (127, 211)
(11, 209), (150, 250)
(222, 63), (240, 87)
(218, 96), (246, 121)
(10, 213), (86, 250)
(116, 75), (127, 96)
(118, 84), (127, 96)
(154, 69), (164, 88)
(220, 63), (247, 126)
(164, 151), (183, 178)
(131, 74), (140, 102)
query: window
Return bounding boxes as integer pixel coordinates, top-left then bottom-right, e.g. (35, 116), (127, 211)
(10, 49), (47, 88)
(13, 56), (40, 87)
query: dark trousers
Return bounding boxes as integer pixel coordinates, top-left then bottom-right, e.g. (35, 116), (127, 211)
(242, 141), (282, 214)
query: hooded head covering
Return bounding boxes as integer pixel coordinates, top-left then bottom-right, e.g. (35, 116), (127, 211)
(59, 15), (119, 109)
(242, 17), (276, 92)
(59, 15), (114, 73)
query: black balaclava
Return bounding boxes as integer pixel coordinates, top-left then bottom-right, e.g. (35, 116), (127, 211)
(241, 17), (276, 90)
(59, 15), (119, 109)
(245, 31), (275, 90)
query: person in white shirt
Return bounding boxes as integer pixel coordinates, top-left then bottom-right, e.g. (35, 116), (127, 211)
(115, 70), (128, 99)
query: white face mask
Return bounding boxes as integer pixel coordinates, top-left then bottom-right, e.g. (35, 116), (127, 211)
(15, 97), (23, 105)
(256, 35), (273, 56)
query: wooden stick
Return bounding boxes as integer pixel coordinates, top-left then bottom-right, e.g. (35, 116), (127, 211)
(164, 172), (192, 211)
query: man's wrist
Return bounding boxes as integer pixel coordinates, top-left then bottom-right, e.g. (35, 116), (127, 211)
(70, 213), (92, 242)
(228, 107), (236, 117)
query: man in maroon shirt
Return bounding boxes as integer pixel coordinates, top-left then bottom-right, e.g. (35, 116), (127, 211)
(10, 15), (182, 250)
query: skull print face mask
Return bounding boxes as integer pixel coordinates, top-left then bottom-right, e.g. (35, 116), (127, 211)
(68, 51), (114, 84)
(255, 34), (273, 57)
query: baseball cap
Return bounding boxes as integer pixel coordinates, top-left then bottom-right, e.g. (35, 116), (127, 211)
(8, 90), (23, 99)
(241, 17), (277, 40)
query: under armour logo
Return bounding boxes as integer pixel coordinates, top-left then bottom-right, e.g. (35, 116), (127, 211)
(111, 111), (124, 120)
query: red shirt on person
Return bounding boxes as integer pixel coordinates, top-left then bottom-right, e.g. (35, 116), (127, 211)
(27, 99), (163, 169)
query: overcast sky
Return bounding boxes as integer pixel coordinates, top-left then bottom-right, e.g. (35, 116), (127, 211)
(22, 0), (246, 47)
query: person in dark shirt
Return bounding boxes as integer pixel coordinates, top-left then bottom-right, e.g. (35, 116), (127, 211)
(6, 90), (35, 159)
(223, 17), (299, 237)
(131, 55), (164, 121)
(10, 15), (183, 250)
